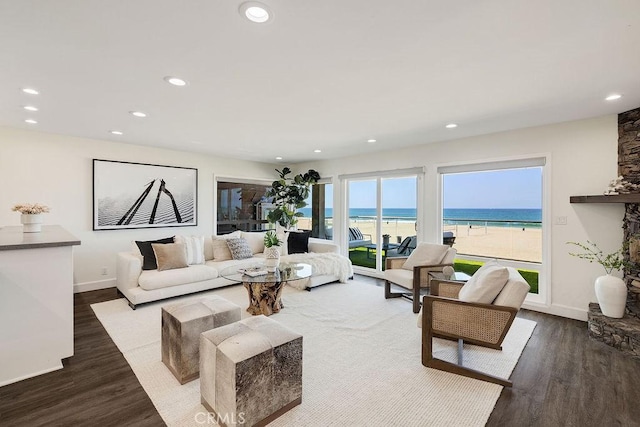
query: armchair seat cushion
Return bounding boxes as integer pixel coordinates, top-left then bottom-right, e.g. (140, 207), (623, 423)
(383, 269), (415, 289)
(402, 243), (450, 271)
(458, 260), (509, 304)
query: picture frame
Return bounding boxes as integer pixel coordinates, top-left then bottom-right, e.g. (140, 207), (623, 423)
(93, 159), (198, 230)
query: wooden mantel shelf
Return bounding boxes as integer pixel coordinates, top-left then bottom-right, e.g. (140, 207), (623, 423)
(570, 194), (640, 203)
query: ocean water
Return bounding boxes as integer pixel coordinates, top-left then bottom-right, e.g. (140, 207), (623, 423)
(298, 207), (542, 227)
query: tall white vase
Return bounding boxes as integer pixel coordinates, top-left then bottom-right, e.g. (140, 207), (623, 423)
(21, 213), (43, 233)
(594, 274), (627, 318)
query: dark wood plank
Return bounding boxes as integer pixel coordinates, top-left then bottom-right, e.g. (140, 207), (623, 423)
(0, 288), (164, 427)
(2, 276), (640, 426)
(570, 194), (640, 203)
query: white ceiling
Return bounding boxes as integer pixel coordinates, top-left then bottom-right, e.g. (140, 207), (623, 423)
(1, 1), (639, 164)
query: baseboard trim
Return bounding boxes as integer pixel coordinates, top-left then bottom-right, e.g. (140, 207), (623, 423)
(522, 301), (587, 321)
(74, 278), (116, 293)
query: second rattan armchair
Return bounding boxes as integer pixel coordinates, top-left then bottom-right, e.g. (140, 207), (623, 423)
(419, 266), (530, 386)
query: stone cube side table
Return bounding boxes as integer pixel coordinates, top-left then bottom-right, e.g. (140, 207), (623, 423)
(200, 315), (303, 427)
(162, 296), (241, 384)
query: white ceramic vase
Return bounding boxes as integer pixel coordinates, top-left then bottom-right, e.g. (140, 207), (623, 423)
(264, 246), (280, 269)
(594, 274), (627, 318)
(21, 213), (43, 233)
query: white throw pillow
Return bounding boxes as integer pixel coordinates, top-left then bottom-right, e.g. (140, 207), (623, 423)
(240, 231), (267, 254)
(175, 235), (205, 265)
(402, 243), (450, 271)
(458, 260), (509, 304)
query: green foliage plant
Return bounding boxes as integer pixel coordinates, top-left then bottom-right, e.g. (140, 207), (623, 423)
(566, 240), (627, 274)
(265, 167), (320, 229)
(263, 230), (283, 248)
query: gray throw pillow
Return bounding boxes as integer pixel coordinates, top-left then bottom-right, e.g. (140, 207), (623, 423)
(226, 238), (253, 260)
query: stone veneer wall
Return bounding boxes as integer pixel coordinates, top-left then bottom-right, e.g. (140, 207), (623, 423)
(588, 107), (640, 357)
(619, 107), (640, 315)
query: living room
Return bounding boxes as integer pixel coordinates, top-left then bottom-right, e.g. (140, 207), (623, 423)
(1, 1), (639, 426)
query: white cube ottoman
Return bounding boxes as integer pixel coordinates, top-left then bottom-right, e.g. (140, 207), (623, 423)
(200, 315), (303, 427)
(162, 296), (241, 384)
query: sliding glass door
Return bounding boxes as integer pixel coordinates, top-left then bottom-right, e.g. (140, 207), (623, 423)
(346, 173), (418, 273)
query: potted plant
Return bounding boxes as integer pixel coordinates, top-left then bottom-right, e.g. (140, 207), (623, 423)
(12, 203), (50, 233)
(264, 230), (283, 269)
(567, 240), (628, 318)
(265, 167), (321, 230)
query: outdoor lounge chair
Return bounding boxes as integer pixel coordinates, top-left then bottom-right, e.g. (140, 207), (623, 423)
(418, 262), (530, 386)
(442, 231), (456, 246)
(348, 227), (372, 248)
(386, 235), (417, 257)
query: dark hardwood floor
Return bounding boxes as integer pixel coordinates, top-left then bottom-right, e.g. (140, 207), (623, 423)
(1, 275), (639, 426)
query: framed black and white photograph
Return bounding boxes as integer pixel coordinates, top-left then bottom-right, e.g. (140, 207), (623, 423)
(93, 159), (197, 230)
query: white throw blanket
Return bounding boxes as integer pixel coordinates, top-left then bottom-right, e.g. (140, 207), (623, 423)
(281, 252), (353, 283)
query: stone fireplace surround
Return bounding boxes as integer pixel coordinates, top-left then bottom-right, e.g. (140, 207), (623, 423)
(587, 107), (640, 358)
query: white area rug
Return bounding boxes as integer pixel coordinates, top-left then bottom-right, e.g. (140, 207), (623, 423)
(92, 281), (536, 426)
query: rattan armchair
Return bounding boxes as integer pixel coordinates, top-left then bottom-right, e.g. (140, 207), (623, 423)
(384, 244), (457, 313)
(420, 269), (529, 387)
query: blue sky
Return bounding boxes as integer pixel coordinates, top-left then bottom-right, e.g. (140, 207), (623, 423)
(309, 168), (542, 209)
(443, 168), (542, 209)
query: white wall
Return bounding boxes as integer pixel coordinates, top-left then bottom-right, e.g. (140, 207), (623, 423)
(0, 127), (277, 291)
(298, 115), (624, 320)
(0, 115), (625, 320)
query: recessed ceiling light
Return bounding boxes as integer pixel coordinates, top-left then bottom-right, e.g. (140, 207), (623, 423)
(130, 111), (147, 118)
(314, 149), (322, 153)
(23, 105), (38, 112)
(164, 76), (188, 86)
(110, 130), (123, 135)
(605, 94), (622, 101)
(445, 123), (458, 129)
(275, 156), (283, 160)
(239, 2), (272, 23)
(25, 119), (37, 124)
(367, 139), (376, 143)
(22, 88), (39, 95)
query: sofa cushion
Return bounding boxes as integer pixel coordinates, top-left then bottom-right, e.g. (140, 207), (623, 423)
(175, 235), (205, 265)
(288, 231), (311, 254)
(212, 239), (232, 261)
(240, 231), (267, 254)
(136, 236), (175, 270)
(458, 260), (509, 304)
(152, 242), (189, 272)
(211, 232), (242, 261)
(203, 236), (214, 261)
(402, 243), (449, 271)
(226, 238), (253, 260)
(138, 265), (219, 290)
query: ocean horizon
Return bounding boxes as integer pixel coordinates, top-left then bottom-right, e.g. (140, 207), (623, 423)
(299, 207), (542, 226)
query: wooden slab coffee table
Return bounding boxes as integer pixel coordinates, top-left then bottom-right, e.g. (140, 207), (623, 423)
(220, 262), (313, 316)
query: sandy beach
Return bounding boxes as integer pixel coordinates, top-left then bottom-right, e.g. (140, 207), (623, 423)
(298, 218), (542, 263)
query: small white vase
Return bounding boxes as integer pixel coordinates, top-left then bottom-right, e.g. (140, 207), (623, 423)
(21, 213), (43, 233)
(264, 246), (280, 269)
(594, 274), (627, 318)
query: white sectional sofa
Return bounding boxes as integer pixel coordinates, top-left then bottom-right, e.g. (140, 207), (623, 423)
(116, 231), (352, 309)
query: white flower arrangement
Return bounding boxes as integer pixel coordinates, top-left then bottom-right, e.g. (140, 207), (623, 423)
(11, 203), (51, 214)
